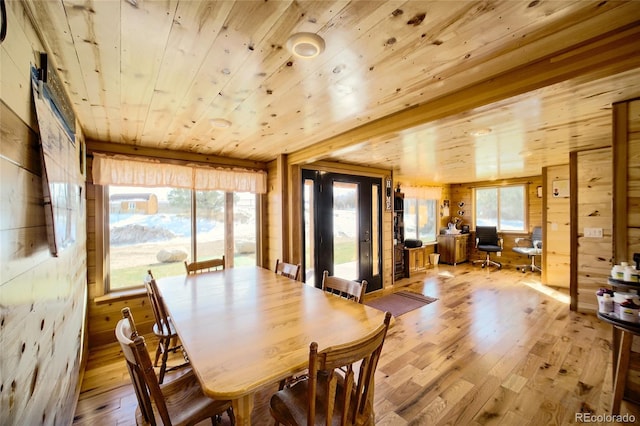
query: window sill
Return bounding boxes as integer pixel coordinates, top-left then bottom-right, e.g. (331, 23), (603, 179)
(94, 287), (146, 305)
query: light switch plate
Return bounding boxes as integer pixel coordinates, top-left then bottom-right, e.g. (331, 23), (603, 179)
(584, 227), (603, 238)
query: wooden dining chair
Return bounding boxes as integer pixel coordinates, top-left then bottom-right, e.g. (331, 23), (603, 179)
(116, 308), (235, 425)
(270, 311), (392, 425)
(144, 273), (189, 383)
(275, 259), (301, 281)
(321, 270), (367, 304)
(184, 256), (225, 274)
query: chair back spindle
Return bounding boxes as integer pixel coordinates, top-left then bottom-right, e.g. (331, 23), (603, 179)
(184, 256), (225, 274)
(115, 308), (233, 425)
(275, 259), (301, 281)
(270, 312), (392, 425)
(321, 270), (367, 304)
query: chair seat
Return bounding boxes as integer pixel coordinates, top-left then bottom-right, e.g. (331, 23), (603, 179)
(512, 247), (541, 256)
(477, 244), (501, 252)
(135, 369), (232, 426)
(152, 318), (177, 339)
(270, 372), (373, 426)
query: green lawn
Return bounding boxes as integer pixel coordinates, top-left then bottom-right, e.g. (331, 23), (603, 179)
(111, 241), (356, 290)
(110, 254), (257, 290)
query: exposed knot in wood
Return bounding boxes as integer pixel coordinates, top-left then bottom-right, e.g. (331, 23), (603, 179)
(407, 13), (426, 26)
(528, 0), (540, 7)
(391, 9), (404, 17)
(587, 210), (600, 216)
(386, 37), (397, 45)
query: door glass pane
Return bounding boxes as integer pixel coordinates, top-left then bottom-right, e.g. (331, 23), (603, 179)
(195, 190), (225, 262)
(109, 186), (191, 290)
(234, 193), (257, 266)
(372, 184), (380, 276)
(333, 182), (358, 280)
(304, 179), (315, 286)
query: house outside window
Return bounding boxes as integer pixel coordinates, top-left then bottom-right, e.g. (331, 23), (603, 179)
(107, 185), (256, 291)
(474, 185), (526, 231)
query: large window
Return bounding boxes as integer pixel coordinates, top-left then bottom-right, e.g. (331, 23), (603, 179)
(404, 198), (437, 243)
(474, 185), (526, 231)
(107, 185), (257, 291)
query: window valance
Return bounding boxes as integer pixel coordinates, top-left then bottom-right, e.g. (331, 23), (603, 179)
(402, 185), (442, 200)
(92, 153), (267, 194)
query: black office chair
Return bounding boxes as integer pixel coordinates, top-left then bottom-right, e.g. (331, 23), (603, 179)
(513, 226), (542, 273)
(473, 226), (503, 269)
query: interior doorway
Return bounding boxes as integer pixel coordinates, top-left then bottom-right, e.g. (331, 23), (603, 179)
(302, 170), (382, 292)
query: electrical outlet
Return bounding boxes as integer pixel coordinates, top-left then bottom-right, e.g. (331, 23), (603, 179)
(584, 227), (603, 238)
(497, 251), (502, 257)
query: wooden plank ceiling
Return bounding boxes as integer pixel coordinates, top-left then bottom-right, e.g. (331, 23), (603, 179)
(23, 0), (640, 183)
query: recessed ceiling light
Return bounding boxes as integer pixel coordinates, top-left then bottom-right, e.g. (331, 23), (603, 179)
(286, 32), (325, 59)
(210, 118), (232, 128)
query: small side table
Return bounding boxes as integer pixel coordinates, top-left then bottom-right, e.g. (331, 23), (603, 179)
(597, 311), (640, 414)
(598, 276), (640, 414)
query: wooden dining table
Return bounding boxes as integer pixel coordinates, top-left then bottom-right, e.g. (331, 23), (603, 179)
(155, 266), (388, 425)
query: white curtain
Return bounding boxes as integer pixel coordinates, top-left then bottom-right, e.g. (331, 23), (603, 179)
(92, 153), (267, 194)
(403, 185), (442, 200)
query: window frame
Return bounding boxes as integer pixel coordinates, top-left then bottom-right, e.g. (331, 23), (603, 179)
(473, 184), (528, 233)
(403, 197), (438, 243)
(102, 185), (260, 293)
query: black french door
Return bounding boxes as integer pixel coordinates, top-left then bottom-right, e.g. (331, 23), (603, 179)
(302, 170), (382, 292)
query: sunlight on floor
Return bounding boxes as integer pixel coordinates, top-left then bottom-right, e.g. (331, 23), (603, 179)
(437, 270), (456, 278)
(521, 279), (570, 304)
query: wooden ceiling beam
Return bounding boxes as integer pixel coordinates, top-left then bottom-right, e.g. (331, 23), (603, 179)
(86, 140), (267, 170)
(287, 23), (640, 166)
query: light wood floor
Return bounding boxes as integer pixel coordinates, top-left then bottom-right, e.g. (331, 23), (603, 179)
(73, 264), (640, 425)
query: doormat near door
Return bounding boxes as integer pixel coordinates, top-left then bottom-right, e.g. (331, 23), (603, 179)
(365, 291), (437, 317)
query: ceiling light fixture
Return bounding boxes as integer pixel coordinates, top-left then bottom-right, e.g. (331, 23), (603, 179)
(210, 118), (232, 128)
(286, 32), (325, 59)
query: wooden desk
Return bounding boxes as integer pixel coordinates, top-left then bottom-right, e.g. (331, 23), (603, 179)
(156, 266), (387, 425)
(437, 234), (469, 265)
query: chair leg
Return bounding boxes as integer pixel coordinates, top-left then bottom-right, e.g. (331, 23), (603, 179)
(517, 256), (541, 273)
(154, 341), (162, 367)
(480, 253), (501, 269)
(158, 337), (170, 384)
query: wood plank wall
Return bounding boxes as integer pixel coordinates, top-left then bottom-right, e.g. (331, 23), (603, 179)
(266, 158), (284, 272)
(576, 149), (613, 312)
(0, 2), (87, 423)
(544, 165), (571, 288)
(447, 176), (543, 269)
